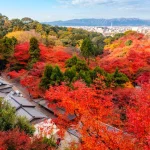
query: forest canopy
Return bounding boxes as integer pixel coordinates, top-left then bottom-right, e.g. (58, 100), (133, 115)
(0, 14), (150, 150)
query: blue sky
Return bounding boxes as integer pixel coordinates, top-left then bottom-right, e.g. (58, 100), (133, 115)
(0, 0), (150, 21)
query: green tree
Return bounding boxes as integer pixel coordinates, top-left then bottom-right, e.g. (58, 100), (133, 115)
(50, 66), (63, 85)
(36, 24), (43, 33)
(40, 65), (53, 89)
(104, 36), (114, 45)
(113, 68), (129, 86)
(28, 37), (40, 69)
(65, 56), (89, 72)
(78, 70), (92, 86)
(0, 37), (17, 59)
(92, 36), (105, 56)
(90, 66), (106, 80)
(105, 73), (114, 87)
(80, 37), (94, 65)
(125, 40), (133, 46)
(29, 37), (40, 59)
(21, 17), (33, 24)
(42, 136), (56, 148)
(0, 99), (16, 131)
(64, 66), (77, 83)
(75, 60), (89, 72)
(65, 56), (78, 68)
(105, 68), (129, 87)
(0, 98), (35, 135)
(113, 33), (124, 40)
(15, 117), (35, 136)
(40, 65), (64, 89)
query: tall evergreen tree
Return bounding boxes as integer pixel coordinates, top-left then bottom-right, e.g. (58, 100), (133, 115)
(29, 37), (40, 59)
(80, 37), (94, 65)
(40, 65), (63, 89)
(28, 37), (40, 69)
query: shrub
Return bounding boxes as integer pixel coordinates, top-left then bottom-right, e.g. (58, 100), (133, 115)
(65, 56), (78, 68)
(42, 136), (56, 148)
(0, 129), (31, 150)
(113, 68), (129, 86)
(0, 99), (35, 135)
(30, 137), (55, 150)
(78, 70), (92, 86)
(65, 56), (89, 72)
(125, 40), (132, 46)
(75, 60), (89, 72)
(64, 66), (77, 83)
(15, 117), (35, 136)
(91, 66), (106, 79)
(105, 68), (129, 87)
(0, 130), (55, 150)
(40, 65), (64, 89)
(0, 37), (17, 60)
(0, 99), (16, 131)
(50, 66), (63, 85)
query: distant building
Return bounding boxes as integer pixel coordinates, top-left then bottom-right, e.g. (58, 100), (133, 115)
(67, 26), (150, 36)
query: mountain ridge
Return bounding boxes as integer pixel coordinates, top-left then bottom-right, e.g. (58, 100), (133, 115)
(43, 18), (150, 26)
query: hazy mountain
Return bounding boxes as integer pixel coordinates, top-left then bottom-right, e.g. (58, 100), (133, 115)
(43, 18), (150, 26)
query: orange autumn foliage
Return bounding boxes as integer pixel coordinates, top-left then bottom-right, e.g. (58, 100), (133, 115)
(5, 32), (150, 149)
(14, 42), (30, 65)
(8, 69), (27, 79)
(97, 33), (150, 79)
(126, 84), (150, 149)
(45, 81), (135, 150)
(40, 44), (71, 68)
(20, 75), (44, 98)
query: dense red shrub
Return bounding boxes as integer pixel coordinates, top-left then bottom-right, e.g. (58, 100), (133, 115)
(0, 129), (55, 150)
(54, 50), (71, 62)
(136, 71), (150, 85)
(30, 137), (54, 150)
(0, 129), (31, 150)
(20, 75), (43, 98)
(30, 62), (46, 77)
(14, 43), (30, 64)
(40, 44), (71, 68)
(8, 69), (27, 79)
(126, 85), (150, 149)
(45, 81), (135, 149)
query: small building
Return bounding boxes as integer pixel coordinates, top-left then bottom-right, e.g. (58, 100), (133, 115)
(0, 77), (13, 97)
(34, 99), (76, 121)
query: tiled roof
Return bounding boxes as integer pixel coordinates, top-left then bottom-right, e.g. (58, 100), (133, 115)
(0, 77), (47, 123)
(0, 92), (7, 98)
(0, 78), (13, 94)
(35, 99), (76, 121)
(5, 94), (47, 122)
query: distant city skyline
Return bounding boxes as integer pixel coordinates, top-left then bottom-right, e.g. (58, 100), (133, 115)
(0, 0), (150, 21)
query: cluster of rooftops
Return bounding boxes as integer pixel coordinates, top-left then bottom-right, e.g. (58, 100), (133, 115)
(0, 78), (47, 122)
(0, 77), (77, 123)
(0, 77), (80, 138)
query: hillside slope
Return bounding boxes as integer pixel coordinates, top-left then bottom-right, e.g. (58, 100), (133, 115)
(45, 18), (150, 26)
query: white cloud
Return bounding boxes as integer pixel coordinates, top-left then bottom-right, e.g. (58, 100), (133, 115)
(71, 0), (111, 5)
(59, 0), (114, 5)
(58, 0), (145, 6)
